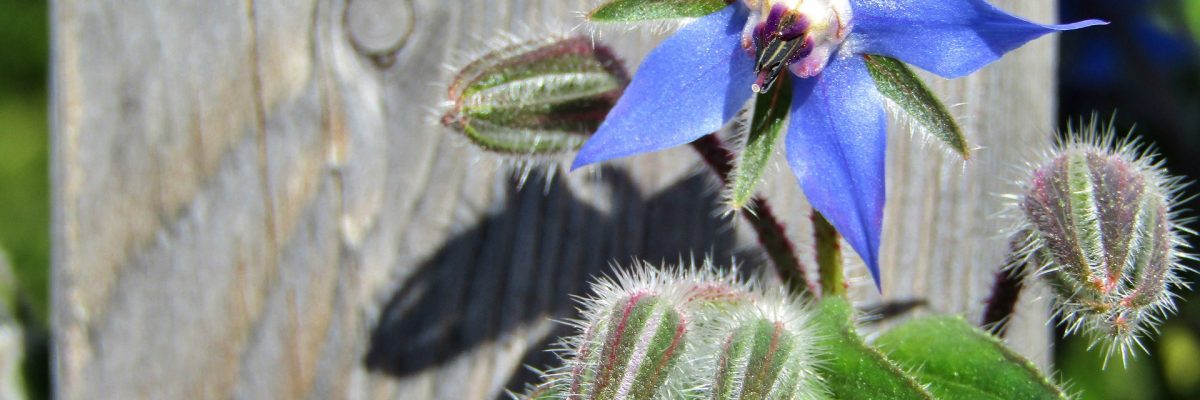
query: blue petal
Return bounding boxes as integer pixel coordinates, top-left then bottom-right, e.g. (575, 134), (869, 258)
(848, 0), (1107, 78)
(572, 5), (755, 169)
(787, 55), (887, 290)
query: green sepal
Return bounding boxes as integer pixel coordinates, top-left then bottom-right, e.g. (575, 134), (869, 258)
(588, 0), (728, 23)
(813, 297), (934, 400)
(728, 76), (791, 210)
(874, 316), (1069, 400)
(863, 55), (971, 159)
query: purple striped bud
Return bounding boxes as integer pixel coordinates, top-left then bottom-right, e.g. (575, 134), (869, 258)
(693, 286), (824, 400)
(569, 293), (687, 400)
(550, 262), (755, 399)
(1014, 121), (1191, 365)
(707, 298), (824, 400)
(441, 35), (629, 156)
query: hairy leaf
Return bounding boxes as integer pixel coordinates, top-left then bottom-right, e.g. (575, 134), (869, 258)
(813, 298), (934, 400)
(875, 316), (1068, 399)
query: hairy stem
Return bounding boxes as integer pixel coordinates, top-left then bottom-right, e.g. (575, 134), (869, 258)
(690, 134), (814, 297)
(981, 239), (1030, 337)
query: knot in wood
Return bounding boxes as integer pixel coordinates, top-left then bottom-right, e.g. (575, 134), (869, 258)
(345, 0), (414, 63)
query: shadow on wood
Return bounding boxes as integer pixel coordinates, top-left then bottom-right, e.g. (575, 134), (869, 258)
(364, 169), (754, 386)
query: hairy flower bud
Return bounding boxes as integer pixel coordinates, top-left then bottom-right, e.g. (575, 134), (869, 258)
(1014, 121), (1191, 365)
(706, 292), (824, 400)
(570, 294), (686, 400)
(539, 262), (828, 399)
(551, 263), (752, 399)
(441, 35), (629, 156)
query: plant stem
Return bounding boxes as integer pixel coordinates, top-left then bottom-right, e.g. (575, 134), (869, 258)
(689, 134), (814, 297)
(813, 211), (845, 297)
(981, 239), (1030, 337)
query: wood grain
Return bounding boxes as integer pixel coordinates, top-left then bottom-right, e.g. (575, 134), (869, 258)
(52, 1), (1060, 398)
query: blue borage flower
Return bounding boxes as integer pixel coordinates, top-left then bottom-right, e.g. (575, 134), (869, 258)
(571, 0), (1105, 290)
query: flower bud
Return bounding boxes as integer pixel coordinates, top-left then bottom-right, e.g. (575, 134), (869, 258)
(550, 262), (753, 399)
(709, 313), (824, 400)
(568, 293), (686, 400)
(1016, 122), (1190, 364)
(441, 35), (629, 156)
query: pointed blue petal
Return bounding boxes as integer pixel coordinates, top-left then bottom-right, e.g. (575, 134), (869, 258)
(787, 55), (887, 290)
(572, 5), (755, 169)
(848, 0), (1106, 78)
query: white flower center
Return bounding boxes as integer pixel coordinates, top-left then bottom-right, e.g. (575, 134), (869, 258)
(741, 0), (853, 92)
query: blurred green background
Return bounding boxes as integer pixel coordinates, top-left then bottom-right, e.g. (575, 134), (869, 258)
(0, 0), (1197, 398)
(0, 0), (50, 398)
(0, 0), (49, 398)
(1, 0), (50, 323)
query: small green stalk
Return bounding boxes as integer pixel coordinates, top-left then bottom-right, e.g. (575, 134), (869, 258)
(814, 211), (845, 297)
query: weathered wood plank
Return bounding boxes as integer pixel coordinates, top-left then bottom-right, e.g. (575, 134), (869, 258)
(53, 1), (1058, 398)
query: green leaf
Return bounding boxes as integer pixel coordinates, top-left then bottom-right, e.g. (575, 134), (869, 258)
(863, 55), (971, 159)
(874, 316), (1068, 400)
(728, 77), (791, 210)
(588, 0), (728, 23)
(813, 298), (934, 400)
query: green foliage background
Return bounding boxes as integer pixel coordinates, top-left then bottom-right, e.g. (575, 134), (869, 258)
(0, 0), (49, 398)
(0, 0), (49, 326)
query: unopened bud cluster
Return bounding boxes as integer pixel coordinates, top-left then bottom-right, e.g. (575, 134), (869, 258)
(441, 35), (629, 156)
(532, 262), (825, 399)
(1015, 123), (1190, 364)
